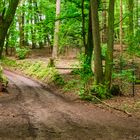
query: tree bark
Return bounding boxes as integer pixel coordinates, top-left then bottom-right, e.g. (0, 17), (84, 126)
(90, 0), (103, 84)
(52, 0), (61, 59)
(119, 0), (123, 55)
(81, 0), (86, 48)
(18, 11), (25, 48)
(85, 4), (93, 70)
(0, 0), (19, 58)
(128, 0), (134, 36)
(105, 0), (115, 88)
(101, 0), (107, 43)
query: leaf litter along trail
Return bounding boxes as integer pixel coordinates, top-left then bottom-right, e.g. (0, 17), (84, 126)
(0, 70), (139, 140)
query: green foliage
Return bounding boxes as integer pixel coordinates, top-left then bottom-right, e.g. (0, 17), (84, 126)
(52, 74), (65, 86)
(127, 29), (140, 57)
(78, 86), (93, 101)
(16, 48), (29, 59)
(113, 69), (136, 83)
(71, 53), (93, 100)
(91, 83), (111, 99)
(72, 53), (93, 75)
(101, 43), (107, 60)
(2, 58), (17, 67)
(2, 58), (64, 86)
(112, 61), (136, 94)
(63, 79), (79, 92)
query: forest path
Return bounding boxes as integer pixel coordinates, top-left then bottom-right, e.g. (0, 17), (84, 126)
(0, 70), (139, 140)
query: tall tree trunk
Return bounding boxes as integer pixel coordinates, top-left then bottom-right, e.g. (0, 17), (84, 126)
(30, 0), (36, 49)
(90, 0), (103, 84)
(25, 17), (29, 46)
(105, 0), (115, 88)
(85, 4), (93, 71)
(136, 0), (139, 29)
(18, 11), (25, 48)
(128, 0), (134, 36)
(52, 0), (61, 59)
(81, 0), (86, 48)
(101, 0), (107, 43)
(119, 0), (123, 55)
(5, 33), (10, 56)
(0, 0), (19, 58)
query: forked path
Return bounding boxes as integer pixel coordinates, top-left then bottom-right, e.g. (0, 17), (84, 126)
(0, 70), (139, 140)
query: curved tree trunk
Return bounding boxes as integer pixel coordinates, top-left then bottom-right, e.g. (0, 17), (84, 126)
(0, 0), (19, 58)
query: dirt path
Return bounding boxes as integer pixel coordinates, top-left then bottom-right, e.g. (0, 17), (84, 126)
(0, 70), (139, 140)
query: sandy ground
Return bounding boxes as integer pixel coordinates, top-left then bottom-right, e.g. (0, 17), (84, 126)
(0, 70), (139, 140)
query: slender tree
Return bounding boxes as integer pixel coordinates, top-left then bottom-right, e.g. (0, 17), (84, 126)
(101, 0), (107, 43)
(105, 0), (115, 88)
(81, 0), (86, 48)
(85, 4), (93, 71)
(119, 0), (123, 55)
(52, 0), (61, 59)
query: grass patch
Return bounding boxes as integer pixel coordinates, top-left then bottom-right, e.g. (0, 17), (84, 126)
(2, 57), (65, 86)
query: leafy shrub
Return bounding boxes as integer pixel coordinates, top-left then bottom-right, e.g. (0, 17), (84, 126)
(16, 48), (29, 59)
(71, 53), (94, 100)
(91, 83), (111, 99)
(113, 69), (136, 83)
(112, 69), (136, 94)
(52, 73), (65, 86)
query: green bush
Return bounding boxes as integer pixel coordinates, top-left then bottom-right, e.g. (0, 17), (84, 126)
(16, 48), (29, 59)
(71, 53), (94, 100)
(92, 83), (111, 99)
(52, 73), (65, 86)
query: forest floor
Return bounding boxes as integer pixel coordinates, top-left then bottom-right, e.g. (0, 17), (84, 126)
(0, 47), (140, 139)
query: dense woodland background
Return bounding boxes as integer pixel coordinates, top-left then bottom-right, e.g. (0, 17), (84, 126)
(0, 0), (140, 99)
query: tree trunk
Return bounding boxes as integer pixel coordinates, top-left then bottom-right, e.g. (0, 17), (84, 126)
(30, 0), (36, 49)
(136, 0), (139, 29)
(85, 4), (93, 71)
(90, 0), (103, 84)
(119, 0), (123, 55)
(128, 0), (134, 36)
(105, 0), (115, 88)
(101, 0), (107, 43)
(18, 11), (25, 48)
(0, 0), (19, 58)
(52, 0), (61, 59)
(81, 0), (86, 48)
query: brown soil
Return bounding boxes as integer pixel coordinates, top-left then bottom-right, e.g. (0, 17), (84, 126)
(0, 70), (139, 140)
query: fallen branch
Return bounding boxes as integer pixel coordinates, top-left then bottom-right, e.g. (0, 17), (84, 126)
(93, 96), (132, 117)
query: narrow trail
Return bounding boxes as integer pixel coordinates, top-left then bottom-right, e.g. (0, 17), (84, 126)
(0, 70), (139, 140)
